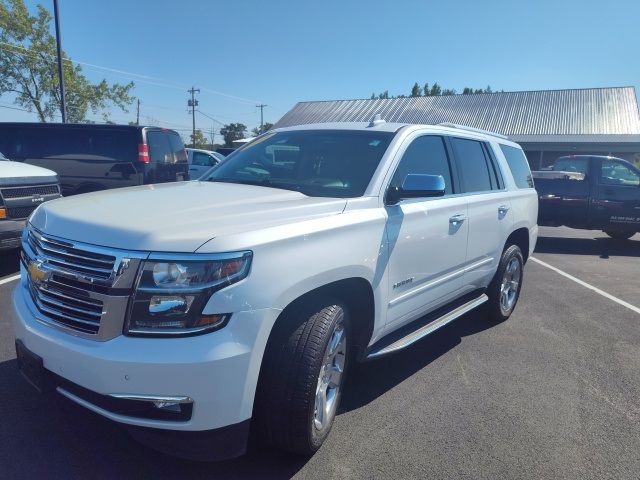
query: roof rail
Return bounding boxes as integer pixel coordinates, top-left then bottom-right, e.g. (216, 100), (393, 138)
(437, 123), (508, 139)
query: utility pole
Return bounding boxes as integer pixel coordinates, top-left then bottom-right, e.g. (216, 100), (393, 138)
(187, 87), (200, 147)
(256, 104), (267, 133)
(53, 0), (66, 122)
(136, 99), (140, 125)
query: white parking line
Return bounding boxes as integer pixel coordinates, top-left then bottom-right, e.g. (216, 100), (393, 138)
(0, 274), (20, 285)
(530, 256), (640, 315)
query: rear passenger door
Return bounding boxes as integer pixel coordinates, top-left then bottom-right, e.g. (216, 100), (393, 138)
(450, 137), (513, 290)
(385, 135), (468, 330)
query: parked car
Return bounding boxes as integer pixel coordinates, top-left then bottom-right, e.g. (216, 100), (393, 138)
(12, 119), (538, 461)
(215, 147), (235, 157)
(534, 155), (640, 239)
(0, 150), (61, 250)
(0, 123), (189, 196)
(186, 148), (224, 178)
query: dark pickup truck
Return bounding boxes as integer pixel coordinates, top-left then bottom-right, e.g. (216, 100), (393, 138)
(534, 155), (640, 239)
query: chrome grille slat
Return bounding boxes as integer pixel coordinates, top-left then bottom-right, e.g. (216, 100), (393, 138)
(34, 239), (115, 266)
(30, 288), (101, 330)
(37, 289), (103, 318)
(39, 285), (102, 308)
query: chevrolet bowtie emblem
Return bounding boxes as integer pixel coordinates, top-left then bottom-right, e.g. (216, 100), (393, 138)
(28, 260), (50, 286)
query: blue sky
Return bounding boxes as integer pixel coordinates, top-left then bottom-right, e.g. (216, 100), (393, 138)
(1, 0), (639, 140)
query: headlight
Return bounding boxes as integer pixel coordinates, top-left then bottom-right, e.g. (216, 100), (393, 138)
(124, 251), (252, 337)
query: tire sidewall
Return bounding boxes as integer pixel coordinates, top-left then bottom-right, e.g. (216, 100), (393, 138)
(307, 302), (349, 450)
(489, 244), (524, 321)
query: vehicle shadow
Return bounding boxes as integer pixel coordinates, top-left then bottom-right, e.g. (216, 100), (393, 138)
(534, 235), (640, 258)
(0, 309), (496, 479)
(340, 309), (494, 412)
(0, 249), (20, 278)
(0, 358), (305, 480)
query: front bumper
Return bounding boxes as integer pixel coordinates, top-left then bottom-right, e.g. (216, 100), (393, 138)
(0, 219), (26, 249)
(12, 283), (280, 437)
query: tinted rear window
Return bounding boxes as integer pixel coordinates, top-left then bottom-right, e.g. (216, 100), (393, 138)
(0, 126), (137, 161)
(451, 137), (493, 193)
(500, 144), (534, 188)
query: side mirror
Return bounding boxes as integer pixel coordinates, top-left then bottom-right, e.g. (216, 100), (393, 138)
(387, 174), (446, 205)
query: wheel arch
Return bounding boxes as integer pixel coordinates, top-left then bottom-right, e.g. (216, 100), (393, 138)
(505, 227), (530, 262)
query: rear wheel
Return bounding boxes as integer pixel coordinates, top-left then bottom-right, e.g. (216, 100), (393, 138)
(484, 244), (524, 322)
(255, 298), (349, 455)
(604, 230), (636, 240)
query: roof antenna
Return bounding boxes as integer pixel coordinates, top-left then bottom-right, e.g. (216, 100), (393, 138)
(368, 113), (386, 127)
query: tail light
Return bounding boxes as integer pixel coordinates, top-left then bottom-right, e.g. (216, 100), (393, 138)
(138, 143), (150, 164)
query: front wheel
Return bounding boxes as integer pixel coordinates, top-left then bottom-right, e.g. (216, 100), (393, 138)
(484, 244), (524, 322)
(604, 230), (636, 240)
(254, 298), (349, 455)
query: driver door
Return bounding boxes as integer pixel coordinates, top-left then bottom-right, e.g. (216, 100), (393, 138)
(385, 135), (468, 330)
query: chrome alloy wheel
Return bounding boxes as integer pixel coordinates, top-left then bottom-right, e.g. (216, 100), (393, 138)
(500, 256), (522, 314)
(313, 317), (347, 433)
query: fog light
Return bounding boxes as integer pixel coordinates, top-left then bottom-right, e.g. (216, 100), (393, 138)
(152, 400), (182, 413)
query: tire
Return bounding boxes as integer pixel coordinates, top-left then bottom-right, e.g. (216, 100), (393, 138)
(483, 244), (524, 322)
(254, 298), (349, 455)
(604, 230), (635, 240)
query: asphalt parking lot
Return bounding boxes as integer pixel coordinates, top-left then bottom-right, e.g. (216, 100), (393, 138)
(1, 226), (639, 479)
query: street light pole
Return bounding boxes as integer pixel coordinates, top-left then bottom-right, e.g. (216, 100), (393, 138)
(53, 0), (66, 123)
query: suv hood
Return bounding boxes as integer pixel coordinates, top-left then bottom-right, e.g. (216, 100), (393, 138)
(0, 160), (57, 182)
(29, 181), (347, 252)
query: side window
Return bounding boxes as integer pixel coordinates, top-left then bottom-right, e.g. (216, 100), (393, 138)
(390, 136), (453, 195)
(500, 144), (534, 188)
(451, 137), (493, 193)
(600, 159), (640, 186)
(147, 131), (172, 163)
(483, 143), (504, 189)
(552, 157), (589, 174)
(193, 152), (215, 166)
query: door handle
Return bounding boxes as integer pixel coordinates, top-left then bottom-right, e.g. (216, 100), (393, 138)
(498, 205), (510, 215)
(449, 214), (467, 225)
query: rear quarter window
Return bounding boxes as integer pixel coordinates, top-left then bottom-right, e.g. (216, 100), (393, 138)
(500, 144), (534, 189)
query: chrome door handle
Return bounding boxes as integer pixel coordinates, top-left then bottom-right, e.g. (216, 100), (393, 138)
(498, 205), (510, 215)
(449, 214), (467, 224)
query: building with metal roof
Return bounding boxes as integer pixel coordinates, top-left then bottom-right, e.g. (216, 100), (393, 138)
(274, 87), (640, 168)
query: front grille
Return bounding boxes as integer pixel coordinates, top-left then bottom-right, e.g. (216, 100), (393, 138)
(0, 184), (60, 199)
(22, 227), (146, 339)
(7, 205), (37, 219)
(28, 229), (116, 280)
(29, 280), (103, 334)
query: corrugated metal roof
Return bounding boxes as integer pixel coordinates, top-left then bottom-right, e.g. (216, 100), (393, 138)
(274, 87), (640, 136)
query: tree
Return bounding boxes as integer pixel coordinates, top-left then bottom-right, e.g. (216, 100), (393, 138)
(429, 83), (442, 96)
(189, 129), (209, 148)
(410, 82), (422, 97)
(251, 122), (274, 136)
(423, 83), (429, 96)
(220, 123), (247, 147)
(0, 0), (135, 122)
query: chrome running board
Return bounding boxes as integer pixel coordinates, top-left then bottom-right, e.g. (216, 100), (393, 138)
(367, 294), (488, 359)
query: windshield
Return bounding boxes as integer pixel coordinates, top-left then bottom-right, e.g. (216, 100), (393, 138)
(202, 130), (395, 197)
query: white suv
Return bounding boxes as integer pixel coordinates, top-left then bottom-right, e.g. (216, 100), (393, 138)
(12, 119), (538, 460)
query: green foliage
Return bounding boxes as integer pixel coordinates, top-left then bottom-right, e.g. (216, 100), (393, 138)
(220, 123), (247, 147)
(251, 122), (274, 136)
(371, 82), (500, 100)
(0, 0), (135, 122)
(189, 129), (209, 148)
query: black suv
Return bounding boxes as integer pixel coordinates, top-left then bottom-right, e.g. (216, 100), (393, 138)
(0, 123), (189, 196)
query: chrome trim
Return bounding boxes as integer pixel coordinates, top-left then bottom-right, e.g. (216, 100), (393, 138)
(109, 394), (193, 404)
(388, 257), (493, 307)
(369, 294), (488, 359)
